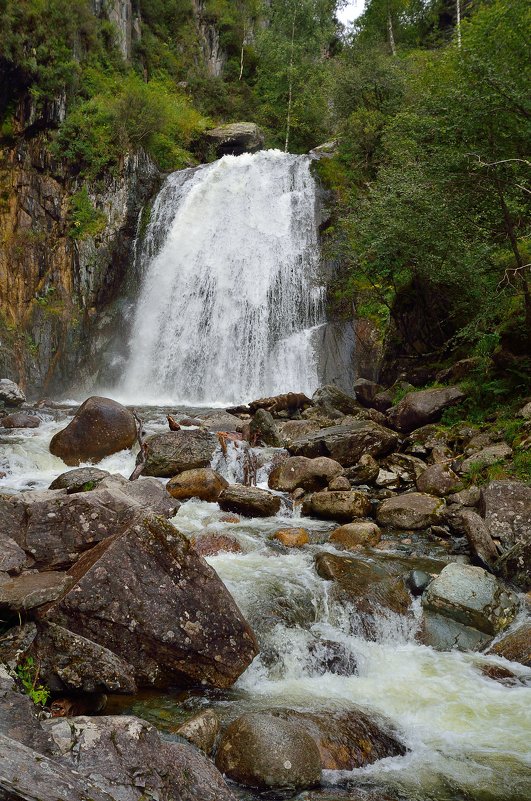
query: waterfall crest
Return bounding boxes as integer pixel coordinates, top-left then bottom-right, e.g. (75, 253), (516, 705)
(119, 150), (325, 405)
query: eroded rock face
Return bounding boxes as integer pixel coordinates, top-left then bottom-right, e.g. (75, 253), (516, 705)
(215, 712), (321, 791)
(49, 396), (137, 466)
(302, 490), (371, 522)
(166, 467), (228, 502)
(377, 492), (444, 530)
(387, 387), (465, 433)
(38, 516), (258, 689)
(288, 421), (399, 467)
(268, 455), (343, 492)
(218, 484), (281, 517)
(142, 429), (217, 477)
(422, 563), (518, 651)
(0, 379), (26, 406)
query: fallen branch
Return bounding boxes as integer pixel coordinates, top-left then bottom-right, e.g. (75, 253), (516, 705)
(129, 411), (147, 481)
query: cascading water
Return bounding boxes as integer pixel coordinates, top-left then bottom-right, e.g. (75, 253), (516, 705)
(118, 150), (325, 405)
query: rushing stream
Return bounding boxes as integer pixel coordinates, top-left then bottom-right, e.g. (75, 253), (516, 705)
(1, 408), (530, 801)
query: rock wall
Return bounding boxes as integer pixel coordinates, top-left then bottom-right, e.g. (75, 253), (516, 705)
(192, 0), (227, 77)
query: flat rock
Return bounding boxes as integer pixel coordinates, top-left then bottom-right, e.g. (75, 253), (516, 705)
(1, 412), (40, 428)
(39, 515), (258, 689)
(0, 571), (72, 612)
(49, 467), (110, 492)
(302, 490), (371, 522)
(377, 492), (444, 530)
(142, 429), (217, 477)
(268, 455), (343, 492)
(387, 387), (465, 433)
(288, 421), (398, 467)
(219, 484), (281, 517)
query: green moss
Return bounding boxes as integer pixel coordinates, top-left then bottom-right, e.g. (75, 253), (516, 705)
(68, 188), (107, 240)
(15, 657), (50, 707)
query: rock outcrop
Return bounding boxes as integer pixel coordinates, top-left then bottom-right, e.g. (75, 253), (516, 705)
(204, 122), (265, 157)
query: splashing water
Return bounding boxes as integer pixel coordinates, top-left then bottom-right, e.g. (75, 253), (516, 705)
(117, 150), (325, 405)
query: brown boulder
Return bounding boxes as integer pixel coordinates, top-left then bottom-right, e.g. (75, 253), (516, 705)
(273, 527), (310, 547)
(191, 533), (243, 557)
(312, 384), (361, 415)
(142, 430), (217, 477)
(416, 463), (461, 496)
(38, 516), (258, 689)
(328, 475), (351, 491)
(49, 397), (137, 466)
(353, 378), (384, 407)
(487, 622), (531, 668)
(330, 521), (381, 549)
(1, 413), (40, 428)
(268, 455), (343, 492)
(175, 709), (220, 754)
(288, 421), (398, 467)
(345, 453), (380, 485)
(377, 492), (444, 530)
(302, 490), (371, 522)
(387, 387), (465, 433)
(0, 572), (72, 612)
(219, 484), (281, 517)
(166, 468), (228, 502)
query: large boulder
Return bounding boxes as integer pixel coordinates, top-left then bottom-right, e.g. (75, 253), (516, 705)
(142, 429), (217, 477)
(49, 467), (110, 492)
(387, 387), (465, 433)
(377, 492), (444, 530)
(460, 443), (512, 473)
(249, 408), (283, 446)
(201, 410), (244, 432)
(0, 378), (25, 406)
(0, 666), (54, 754)
(218, 484), (281, 517)
(353, 378), (384, 408)
(215, 712), (321, 791)
(166, 468), (228, 502)
(312, 384), (361, 415)
(268, 455), (343, 492)
(422, 563), (519, 651)
(204, 122), (264, 157)
(288, 421), (399, 467)
(330, 521), (381, 549)
(416, 463), (461, 496)
(302, 490), (371, 522)
(49, 397), (137, 466)
(345, 453), (380, 485)
(487, 622), (531, 668)
(1, 412), (40, 428)
(38, 515), (258, 689)
(479, 480), (531, 551)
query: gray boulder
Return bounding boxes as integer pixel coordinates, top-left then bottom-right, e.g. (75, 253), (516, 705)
(0, 378), (25, 406)
(387, 387), (465, 433)
(377, 492), (444, 530)
(218, 484), (281, 517)
(142, 429), (217, 477)
(268, 455), (343, 492)
(288, 421), (399, 467)
(460, 443), (512, 473)
(312, 384), (361, 415)
(204, 122), (264, 157)
(302, 490), (371, 522)
(249, 408), (283, 446)
(49, 467), (110, 492)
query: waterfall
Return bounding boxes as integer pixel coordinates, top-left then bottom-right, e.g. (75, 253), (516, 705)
(118, 150), (325, 405)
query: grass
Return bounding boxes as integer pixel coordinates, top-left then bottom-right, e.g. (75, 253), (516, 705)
(15, 657), (50, 707)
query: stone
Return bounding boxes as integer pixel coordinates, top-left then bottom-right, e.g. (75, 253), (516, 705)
(268, 455), (344, 492)
(249, 408), (283, 446)
(386, 387), (465, 433)
(0, 535), (27, 574)
(166, 467), (228, 502)
(328, 475), (351, 491)
(353, 378), (384, 407)
(142, 429), (217, 477)
(435, 358), (481, 383)
(406, 569), (432, 595)
(270, 708), (406, 770)
(377, 493), (444, 530)
(49, 396), (137, 466)
(460, 443), (512, 473)
(479, 480), (531, 551)
(39, 515), (258, 689)
(1, 412), (40, 428)
(31, 622), (137, 694)
(373, 389), (394, 412)
(215, 712), (321, 791)
(201, 410), (244, 432)
(218, 484), (281, 517)
(249, 392), (313, 416)
(288, 421), (399, 467)
(312, 384), (361, 415)
(447, 485), (481, 506)
(102, 475), (179, 517)
(487, 622), (531, 667)
(45, 715), (237, 801)
(416, 463), (461, 496)
(330, 521), (381, 549)
(0, 571), (72, 612)
(518, 401), (531, 419)
(458, 508), (499, 569)
(175, 709), (220, 754)
(204, 122), (264, 157)
(345, 453), (380, 485)
(0, 666), (54, 754)
(273, 527), (310, 547)
(302, 490), (371, 522)
(496, 540), (531, 591)
(276, 419), (322, 446)
(0, 378), (25, 406)
(191, 533), (243, 556)
(422, 563), (519, 650)
(49, 467), (110, 492)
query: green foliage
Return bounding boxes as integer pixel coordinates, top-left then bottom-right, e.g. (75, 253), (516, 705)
(15, 657), (50, 707)
(68, 187), (106, 239)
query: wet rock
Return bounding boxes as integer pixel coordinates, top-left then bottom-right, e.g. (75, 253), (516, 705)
(49, 396), (137, 466)
(328, 475), (351, 491)
(273, 527), (310, 547)
(0, 378), (25, 406)
(289, 421), (398, 467)
(458, 508), (499, 569)
(422, 563), (519, 651)
(175, 708), (220, 754)
(460, 443), (512, 473)
(215, 712), (321, 791)
(201, 410), (244, 432)
(1, 412), (40, 428)
(191, 533), (243, 556)
(303, 490), (371, 522)
(345, 453), (380, 485)
(0, 571), (72, 612)
(416, 463), (461, 496)
(271, 708), (407, 770)
(101, 475), (179, 517)
(268, 455), (344, 492)
(39, 515), (258, 689)
(387, 387), (465, 433)
(45, 714), (237, 801)
(353, 378), (384, 407)
(307, 638), (357, 676)
(312, 384), (361, 415)
(142, 429), (217, 477)
(406, 569), (432, 595)
(31, 622), (137, 694)
(377, 492), (444, 530)
(330, 521), (381, 549)
(205, 122), (264, 157)
(166, 467), (228, 502)
(487, 622), (531, 668)
(249, 408), (283, 446)
(49, 467), (111, 492)
(219, 484), (281, 517)
(0, 535), (28, 574)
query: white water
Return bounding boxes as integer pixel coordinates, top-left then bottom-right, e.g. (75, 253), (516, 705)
(117, 150), (325, 405)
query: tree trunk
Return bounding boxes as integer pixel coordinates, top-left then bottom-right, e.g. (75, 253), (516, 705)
(456, 0), (462, 49)
(387, 9), (397, 56)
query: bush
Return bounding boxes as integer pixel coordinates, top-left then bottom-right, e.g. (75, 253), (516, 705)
(68, 187), (107, 239)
